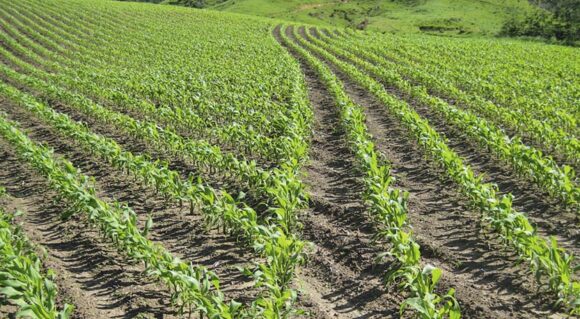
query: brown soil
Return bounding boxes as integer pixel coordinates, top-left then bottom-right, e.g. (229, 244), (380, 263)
(283, 25), (569, 318)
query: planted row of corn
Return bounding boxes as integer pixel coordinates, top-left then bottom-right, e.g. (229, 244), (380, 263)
(280, 25), (461, 319)
(1, 0), (309, 165)
(292, 26), (579, 313)
(0, 79), (310, 316)
(0, 0), (312, 236)
(0, 5), (275, 163)
(0, 0), (316, 316)
(318, 31), (579, 165)
(305, 28), (579, 209)
(0, 189), (73, 319)
(353, 30), (579, 137)
(0, 112), (248, 317)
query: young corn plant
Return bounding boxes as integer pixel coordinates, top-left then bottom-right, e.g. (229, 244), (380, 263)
(0, 203), (74, 318)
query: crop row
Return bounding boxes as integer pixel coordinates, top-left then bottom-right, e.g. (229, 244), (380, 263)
(0, 38), (307, 236)
(318, 30), (579, 166)
(0, 78), (312, 315)
(0, 36), (316, 319)
(0, 0), (313, 236)
(0, 0), (317, 316)
(0, 4), (276, 163)
(292, 25), (579, 313)
(356, 31), (579, 135)
(1, 0), (310, 165)
(280, 25), (461, 319)
(0, 110), (248, 317)
(0, 188), (74, 319)
(304, 28), (579, 208)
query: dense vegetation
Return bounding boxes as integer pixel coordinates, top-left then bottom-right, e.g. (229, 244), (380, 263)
(0, 0), (578, 318)
(500, 0), (579, 43)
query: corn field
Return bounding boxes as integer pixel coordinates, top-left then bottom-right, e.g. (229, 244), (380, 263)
(0, 0), (578, 318)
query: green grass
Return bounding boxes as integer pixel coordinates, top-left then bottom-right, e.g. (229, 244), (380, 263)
(190, 0), (534, 37)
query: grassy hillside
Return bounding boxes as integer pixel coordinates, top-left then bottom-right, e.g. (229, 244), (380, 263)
(161, 0), (534, 36)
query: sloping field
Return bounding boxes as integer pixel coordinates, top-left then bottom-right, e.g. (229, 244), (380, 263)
(0, 0), (578, 318)
(164, 0), (535, 36)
